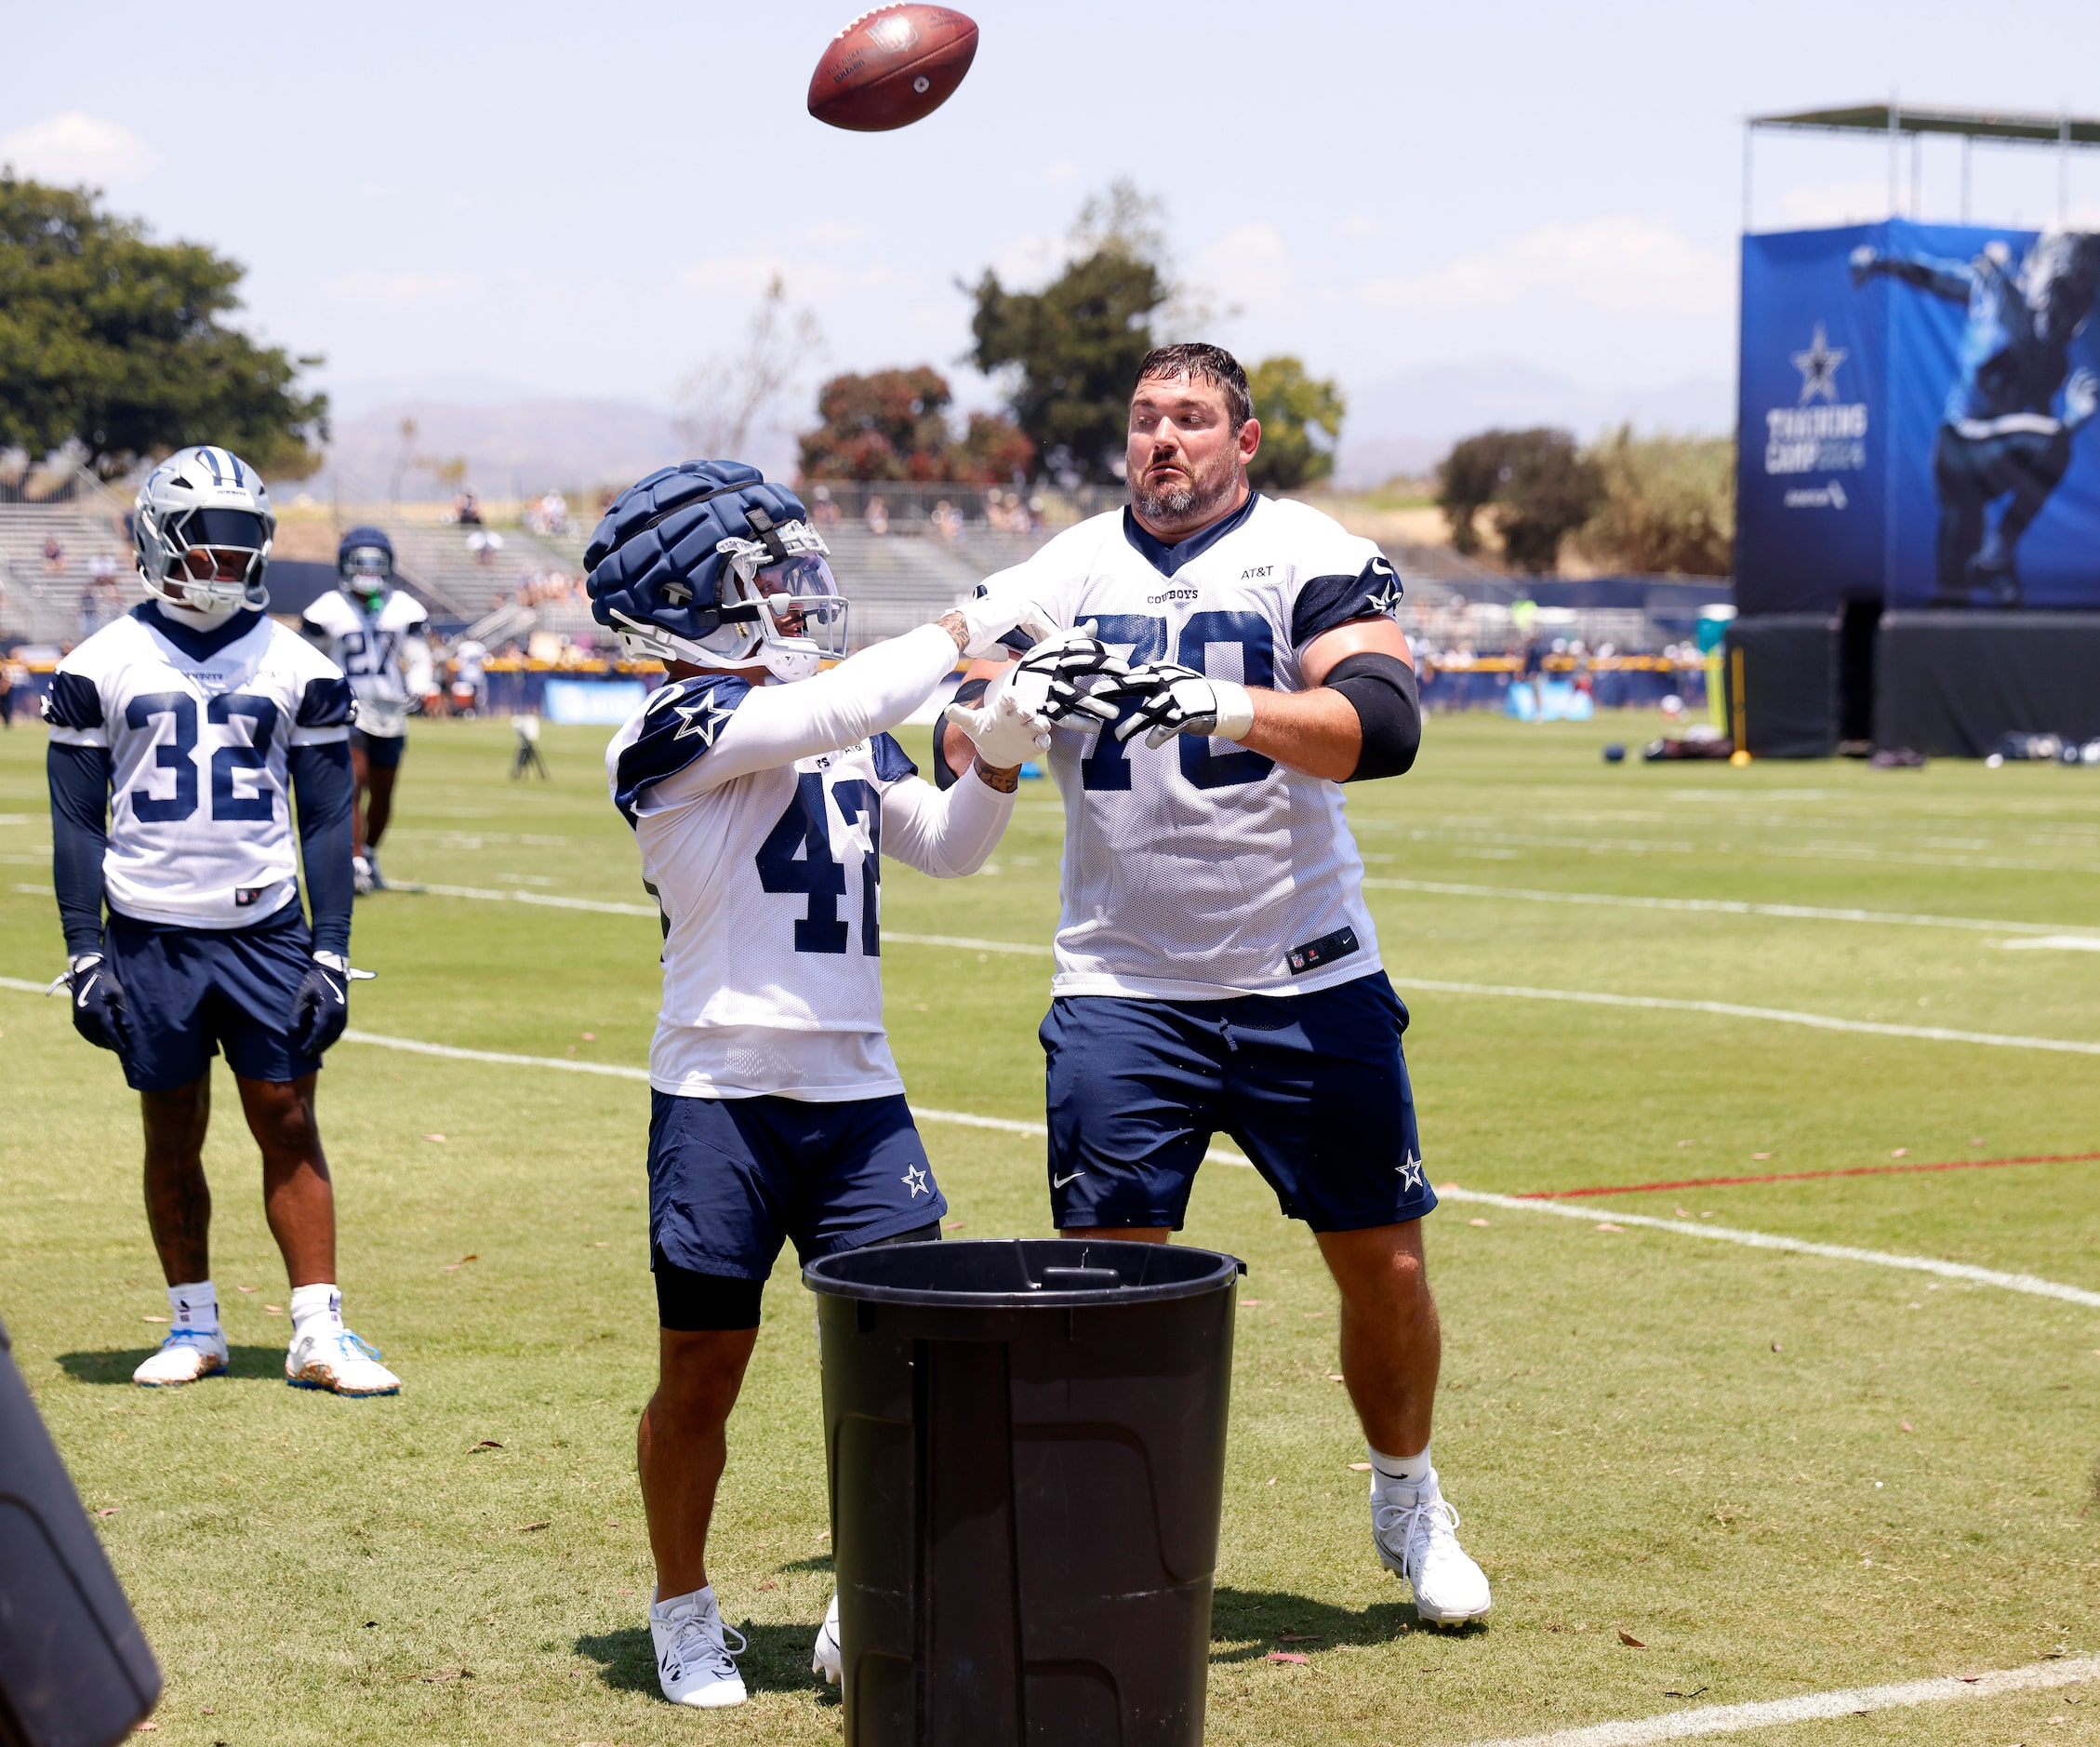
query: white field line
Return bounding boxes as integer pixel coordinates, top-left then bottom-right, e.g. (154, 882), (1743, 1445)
(1388, 976), (2100, 1058)
(1459, 1654), (2100, 1747)
(1360, 875), (2100, 941)
(0, 974), (52, 995)
(1441, 1187), (2100, 1309)
(2001, 934), (2100, 952)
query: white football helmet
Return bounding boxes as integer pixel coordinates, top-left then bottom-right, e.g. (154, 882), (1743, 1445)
(132, 446), (274, 612)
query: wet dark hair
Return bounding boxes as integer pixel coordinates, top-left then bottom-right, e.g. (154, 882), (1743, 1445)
(1135, 343), (1252, 429)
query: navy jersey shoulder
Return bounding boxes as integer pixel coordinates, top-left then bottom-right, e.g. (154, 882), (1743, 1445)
(613, 674), (751, 823)
(42, 670), (105, 731)
(870, 731), (918, 786)
(297, 674), (356, 728)
(1291, 553), (1405, 649)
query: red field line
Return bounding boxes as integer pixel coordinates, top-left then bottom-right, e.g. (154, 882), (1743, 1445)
(1516, 1151), (2100, 1199)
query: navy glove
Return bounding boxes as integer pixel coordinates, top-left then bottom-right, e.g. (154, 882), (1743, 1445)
(288, 953), (352, 1058)
(62, 954), (132, 1055)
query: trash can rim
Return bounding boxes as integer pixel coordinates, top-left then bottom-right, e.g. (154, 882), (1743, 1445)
(801, 1237), (1243, 1308)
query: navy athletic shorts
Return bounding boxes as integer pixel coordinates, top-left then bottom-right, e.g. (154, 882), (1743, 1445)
(102, 901), (321, 1093)
(349, 727), (405, 768)
(646, 1089), (948, 1284)
(1041, 970), (1433, 1234)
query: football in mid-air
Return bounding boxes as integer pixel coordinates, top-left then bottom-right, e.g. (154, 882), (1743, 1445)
(807, 6), (978, 132)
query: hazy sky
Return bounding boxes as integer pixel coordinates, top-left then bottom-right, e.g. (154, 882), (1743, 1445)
(5, 0), (2097, 423)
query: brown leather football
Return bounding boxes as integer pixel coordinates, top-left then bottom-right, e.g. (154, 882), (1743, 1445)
(807, 6), (979, 133)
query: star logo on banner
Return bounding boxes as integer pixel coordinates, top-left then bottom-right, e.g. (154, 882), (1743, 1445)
(1397, 1152), (1425, 1192)
(901, 1164), (931, 1198)
(671, 694), (734, 745)
(1791, 324), (1848, 405)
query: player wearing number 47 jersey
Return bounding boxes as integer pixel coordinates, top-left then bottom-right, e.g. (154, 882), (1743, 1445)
(43, 447), (399, 1397)
(586, 460), (1054, 1711)
(947, 343), (1491, 1628)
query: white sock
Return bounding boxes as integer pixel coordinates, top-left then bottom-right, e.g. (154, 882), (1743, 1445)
(652, 1584), (714, 1619)
(1369, 1443), (1433, 1493)
(288, 1283), (342, 1342)
(167, 1281), (218, 1336)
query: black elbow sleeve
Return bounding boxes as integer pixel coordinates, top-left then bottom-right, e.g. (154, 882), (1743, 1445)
(1325, 652), (1421, 780)
(930, 676), (991, 792)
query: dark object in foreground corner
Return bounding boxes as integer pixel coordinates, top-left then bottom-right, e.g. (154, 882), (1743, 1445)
(1602, 742), (1627, 763)
(806, 1239), (1243, 1746)
(1642, 732), (1735, 762)
(1868, 747), (1927, 769)
(0, 1315), (161, 1747)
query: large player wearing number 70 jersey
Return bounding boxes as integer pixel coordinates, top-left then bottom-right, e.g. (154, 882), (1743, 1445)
(585, 460), (1073, 1711)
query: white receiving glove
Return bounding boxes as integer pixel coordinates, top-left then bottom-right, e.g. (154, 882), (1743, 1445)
(1104, 660), (1257, 750)
(1004, 623), (1128, 730)
(953, 592), (1059, 659)
(943, 664), (1053, 767)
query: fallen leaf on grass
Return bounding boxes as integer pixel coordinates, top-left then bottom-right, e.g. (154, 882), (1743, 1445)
(1890, 1147), (1907, 1158)
(1325, 1373), (1345, 1382)
(1752, 1152), (1772, 1161)
(95, 1507), (118, 1517)
(471, 1440), (503, 1452)
(756, 1581), (778, 1593)
(1674, 1207), (1693, 1218)
(512, 1520), (552, 1533)
(1266, 1477), (1277, 1487)
(142, 1315), (167, 1324)
(580, 1033), (596, 1042)
(1664, 1687), (1708, 1699)
(423, 1133), (447, 1143)
(263, 1305), (284, 1316)
(1618, 1630), (1646, 1647)
(443, 1255), (479, 1272)
(1469, 1218), (1491, 1227)
(1772, 1341), (1783, 1352)
(1595, 1222), (1625, 1234)
(1266, 1652), (1309, 1664)
(1901, 1420), (1913, 1433)
(233, 1285), (255, 1293)
(1349, 1462), (1373, 1472)
(942, 1221), (967, 1232)
(132, 1724), (158, 1733)
(1242, 1298), (1265, 1306)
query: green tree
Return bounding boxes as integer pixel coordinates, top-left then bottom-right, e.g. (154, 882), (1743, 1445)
(1436, 427), (1605, 573)
(967, 180), (1170, 483)
(1573, 427), (1734, 576)
(0, 175), (326, 478)
(797, 367), (1033, 484)
(1244, 355), (1345, 490)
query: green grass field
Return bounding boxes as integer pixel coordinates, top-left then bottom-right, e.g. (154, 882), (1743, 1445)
(2, 709), (2097, 1746)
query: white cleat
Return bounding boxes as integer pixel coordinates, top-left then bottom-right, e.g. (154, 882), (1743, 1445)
(650, 1587), (747, 1709)
(352, 854), (375, 897)
(133, 1327), (229, 1387)
(285, 1327), (400, 1396)
(813, 1592), (842, 1686)
(1371, 1468), (1492, 1627)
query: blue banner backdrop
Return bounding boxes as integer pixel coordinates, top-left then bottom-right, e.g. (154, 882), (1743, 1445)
(1738, 221), (2100, 615)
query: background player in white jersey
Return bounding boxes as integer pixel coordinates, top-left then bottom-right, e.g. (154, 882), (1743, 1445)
(299, 527), (432, 893)
(586, 460), (1059, 1709)
(43, 447), (399, 1397)
(951, 343), (1491, 1628)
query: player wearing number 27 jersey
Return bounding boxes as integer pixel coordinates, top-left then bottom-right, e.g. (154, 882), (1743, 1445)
(585, 460), (1052, 1711)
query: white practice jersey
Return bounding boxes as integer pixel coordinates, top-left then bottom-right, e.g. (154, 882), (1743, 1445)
(301, 587), (429, 737)
(978, 493), (1405, 1001)
(606, 623), (1014, 1101)
(44, 605), (354, 927)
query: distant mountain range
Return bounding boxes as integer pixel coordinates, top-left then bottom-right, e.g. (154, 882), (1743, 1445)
(307, 360), (1730, 499)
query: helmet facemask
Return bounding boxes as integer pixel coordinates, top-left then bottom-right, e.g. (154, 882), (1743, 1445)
(713, 519), (847, 682)
(141, 505), (272, 614)
(339, 543), (392, 612)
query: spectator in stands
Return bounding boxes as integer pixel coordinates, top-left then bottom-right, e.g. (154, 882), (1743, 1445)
(809, 485), (841, 527)
(865, 495), (890, 536)
(0, 647), (16, 727)
(43, 534), (65, 576)
(454, 487), (483, 527)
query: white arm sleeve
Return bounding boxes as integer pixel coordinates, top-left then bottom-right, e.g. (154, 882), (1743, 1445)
(650, 621), (961, 805)
(880, 768), (1015, 879)
(402, 635), (434, 695)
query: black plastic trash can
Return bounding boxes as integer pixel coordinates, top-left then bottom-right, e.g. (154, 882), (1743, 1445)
(0, 1315), (162, 1747)
(804, 1238), (1243, 1747)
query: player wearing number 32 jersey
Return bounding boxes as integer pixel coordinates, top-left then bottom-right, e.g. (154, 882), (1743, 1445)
(44, 446), (398, 1398)
(586, 460), (1052, 1711)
